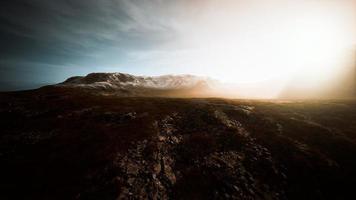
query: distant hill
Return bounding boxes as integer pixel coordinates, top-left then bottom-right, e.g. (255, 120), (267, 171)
(56, 72), (221, 97)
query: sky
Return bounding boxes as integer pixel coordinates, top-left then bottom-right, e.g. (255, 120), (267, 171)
(0, 0), (355, 96)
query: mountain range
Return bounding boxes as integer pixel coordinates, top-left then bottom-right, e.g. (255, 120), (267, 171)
(57, 73), (221, 97)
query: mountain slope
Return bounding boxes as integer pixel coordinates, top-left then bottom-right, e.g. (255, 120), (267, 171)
(57, 73), (218, 97)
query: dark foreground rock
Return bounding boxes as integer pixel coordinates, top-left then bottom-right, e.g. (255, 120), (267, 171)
(0, 87), (356, 199)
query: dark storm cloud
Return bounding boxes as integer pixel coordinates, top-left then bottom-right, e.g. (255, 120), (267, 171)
(0, 0), (180, 90)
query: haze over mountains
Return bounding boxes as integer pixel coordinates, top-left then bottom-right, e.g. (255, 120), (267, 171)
(55, 70), (356, 99)
(1, 1), (356, 199)
(61, 73), (212, 90)
(57, 73), (221, 98)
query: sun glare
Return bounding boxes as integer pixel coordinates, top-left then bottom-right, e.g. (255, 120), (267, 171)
(177, 0), (356, 98)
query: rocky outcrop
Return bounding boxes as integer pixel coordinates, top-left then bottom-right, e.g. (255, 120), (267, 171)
(2, 89), (355, 200)
(109, 107), (287, 199)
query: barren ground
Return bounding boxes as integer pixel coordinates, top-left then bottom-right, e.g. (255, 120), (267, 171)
(1, 87), (356, 199)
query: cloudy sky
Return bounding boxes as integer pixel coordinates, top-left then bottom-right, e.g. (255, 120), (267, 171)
(1, 0), (355, 92)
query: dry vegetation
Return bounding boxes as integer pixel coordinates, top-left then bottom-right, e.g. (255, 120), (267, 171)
(1, 87), (356, 199)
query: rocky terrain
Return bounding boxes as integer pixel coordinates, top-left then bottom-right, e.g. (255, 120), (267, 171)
(1, 87), (356, 199)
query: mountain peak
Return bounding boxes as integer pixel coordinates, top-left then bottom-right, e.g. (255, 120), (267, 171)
(58, 72), (218, 97)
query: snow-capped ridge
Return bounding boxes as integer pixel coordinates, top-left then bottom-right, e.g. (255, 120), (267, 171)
(60, 72), (217, 91)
